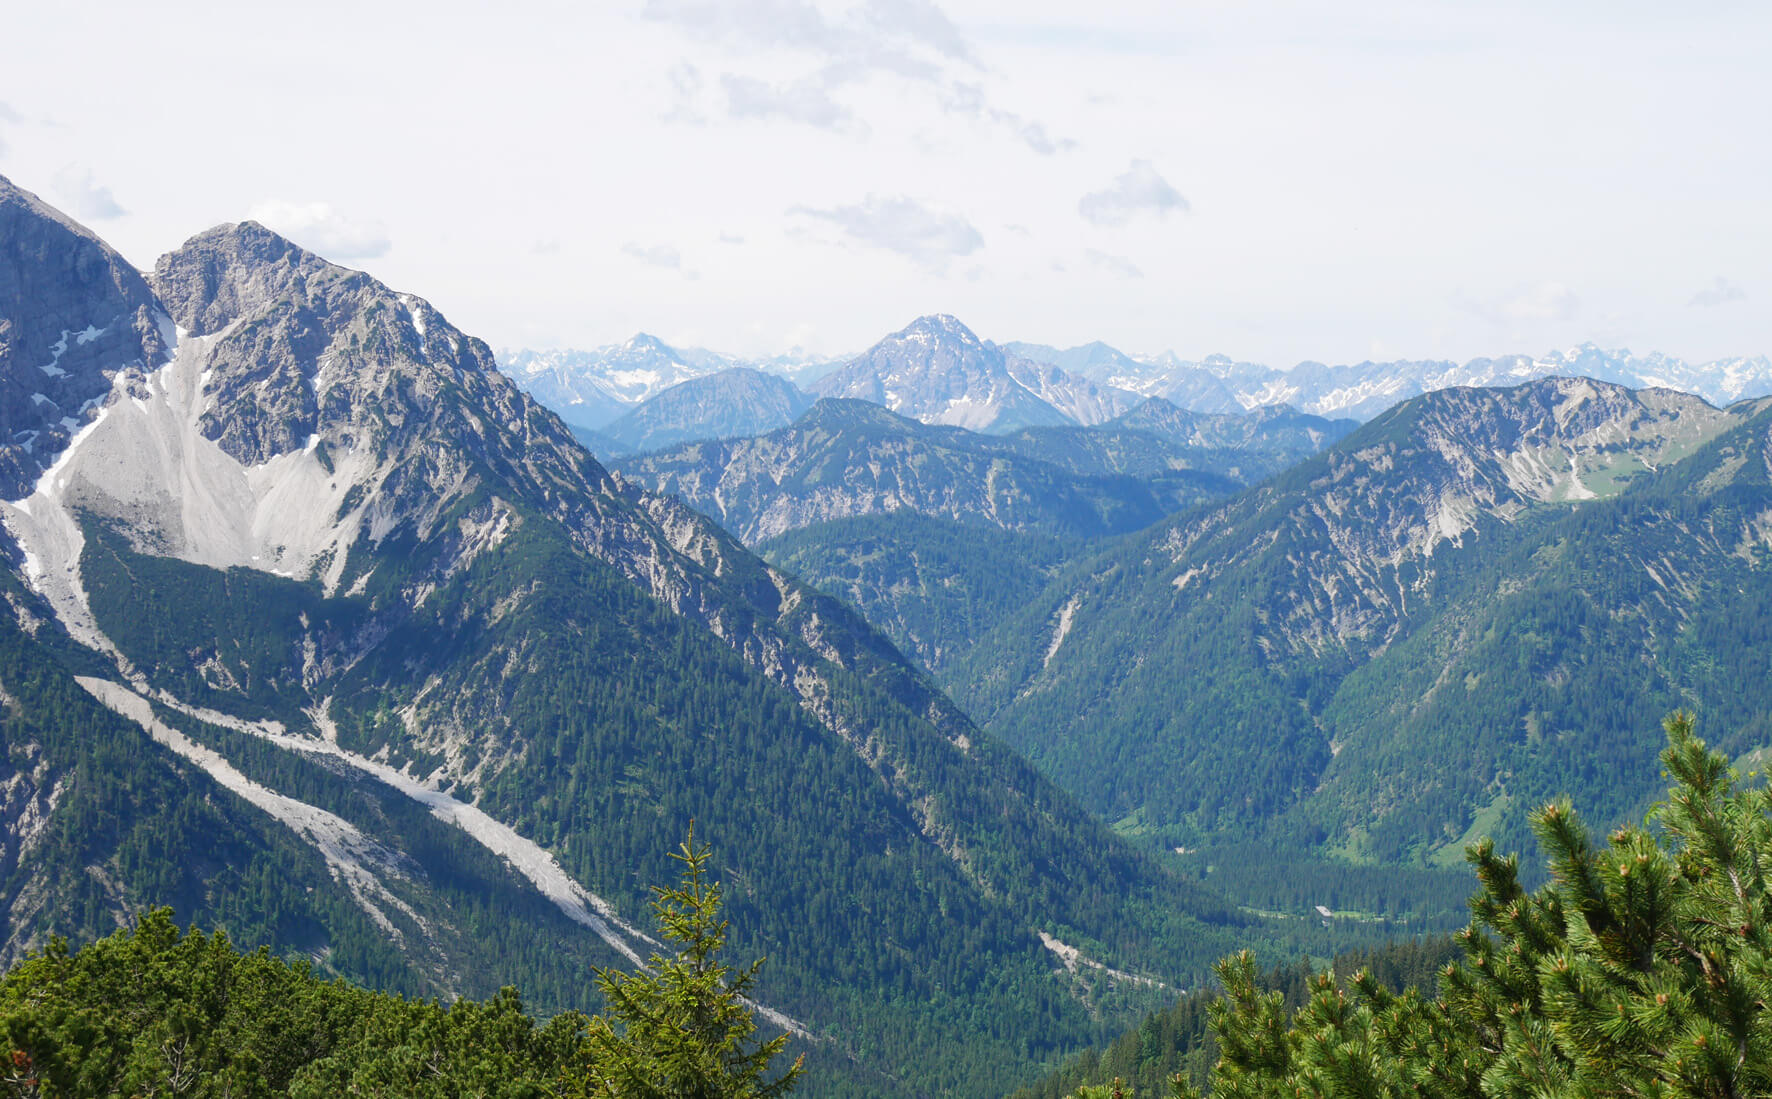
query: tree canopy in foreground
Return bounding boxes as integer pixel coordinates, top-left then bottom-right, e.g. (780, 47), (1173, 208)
(0, 829), (799, 1098)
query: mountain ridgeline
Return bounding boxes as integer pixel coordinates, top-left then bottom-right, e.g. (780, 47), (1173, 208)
(0, 173), (1345, 1097)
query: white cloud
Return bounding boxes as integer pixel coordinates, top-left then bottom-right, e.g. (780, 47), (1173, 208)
(1086, 249), (1143, 279)
(723, 73), (861, 133)
(663, 62), (707, 124)
(792, 194), (982, 271)
(1498, 282), (1580, 324)
(862, 0), (976, 65)
(941, 82), (1076, 155)
(644, 0), (969, 68)
(246, 200), (390, 260)
(1078, 160), (1188, 227)
(1461, 282), (1582, 327)
(622, 241), (699, 279)
(0, 101), (18, 157)
(642, 0), (841, 53)
(1689, 277), (1745, 308)
(646, 0), (1066, 151)
(51, 165), (127, 220)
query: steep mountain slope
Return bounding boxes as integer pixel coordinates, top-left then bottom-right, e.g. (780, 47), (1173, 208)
(612, 398), (1208, 545)
(811, 315), (1139, 433)
(948, 378), (1765, 860)
(598, 367), (812, 455)
(0, 182), (1277, 1096)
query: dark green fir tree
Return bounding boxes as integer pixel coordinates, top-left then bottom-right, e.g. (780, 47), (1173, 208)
(564, 824), (803, 1099)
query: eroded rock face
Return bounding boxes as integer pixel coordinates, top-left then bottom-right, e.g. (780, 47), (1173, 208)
(0, 175), (170, 499)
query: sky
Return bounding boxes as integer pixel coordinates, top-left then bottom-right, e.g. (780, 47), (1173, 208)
(3, 1), (1767, 367)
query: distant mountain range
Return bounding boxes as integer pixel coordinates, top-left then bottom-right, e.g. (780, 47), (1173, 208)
(613, 398), (1216, 545)
(504, 325), (1772, 451)
(499, 339), (842, 433)
(614, 396), (1355, 544)
(1009, 341), (1772, 420)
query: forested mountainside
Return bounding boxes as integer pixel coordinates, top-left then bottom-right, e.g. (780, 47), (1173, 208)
(1022, 718), (1772, 1099)
(0, 833), (800, 1097)
(0, 174), (1344, 1096)
(756, 515), (1079, 678)
(949, 377), (1772, 865)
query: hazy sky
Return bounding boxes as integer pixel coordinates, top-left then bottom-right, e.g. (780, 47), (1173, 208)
(4, 1), (1766, 366)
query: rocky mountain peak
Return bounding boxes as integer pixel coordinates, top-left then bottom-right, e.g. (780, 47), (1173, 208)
(622, 332), (673, 354)
(151, 220), (358, 338)
(148, 223), (469, 466)
(4, 205), (614, 644)
(0, 174), (172, 499)
(894, 313), (984, 349)
(809, 315), (1141, 433)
